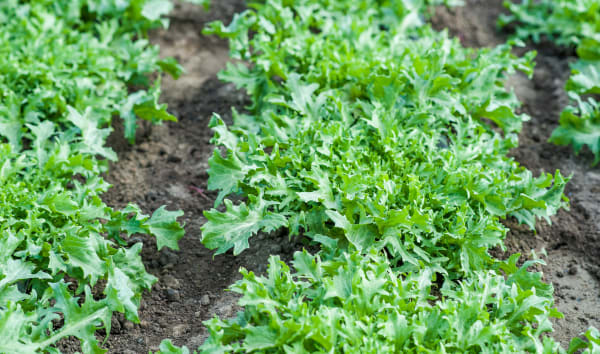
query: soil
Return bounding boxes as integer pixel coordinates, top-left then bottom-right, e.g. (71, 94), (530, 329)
(61, 0), (600, 352)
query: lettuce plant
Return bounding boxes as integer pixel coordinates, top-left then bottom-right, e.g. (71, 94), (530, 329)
(0, 0), (190, 352)
(164, 0), (598, 352)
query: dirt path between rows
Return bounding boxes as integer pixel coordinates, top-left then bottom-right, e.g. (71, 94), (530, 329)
(84, 0), (600, 351)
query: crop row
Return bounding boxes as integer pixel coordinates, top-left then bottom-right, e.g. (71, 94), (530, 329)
(0, 1), (188, 352)
(159, 0), (599, 352)
(501, 0), (600, 164)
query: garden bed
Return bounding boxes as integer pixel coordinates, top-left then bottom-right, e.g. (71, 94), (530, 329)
(92, 0), (600, 351)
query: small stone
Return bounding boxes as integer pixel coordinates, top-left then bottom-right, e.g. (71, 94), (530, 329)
(556, 270), (564, 278)
(217, 304), (234, 317)
(194, 311), (202, 318)
(187, 335), (205, 348)
(568, 266), (578, 275)
(163, 274), (181, 289)
(167, 155), (182, 163)
(158, 318), (168, 328)
(201, 294), (211, 306)
(152, 283), (161, 292)
(123, 350), (137, 354)
(162, 263), (175, 272)
(140, 320), (150, 328)
(123, 321), (135, 331)
(172, 324), (188, 337)
(159, 250), (179, 267)
(166, 288), (181, 302)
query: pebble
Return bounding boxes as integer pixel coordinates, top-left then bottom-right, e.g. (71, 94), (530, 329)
(159, 250), (179, 267)
(140, 320), (150, 328)
(123, 321), (135, 331)
(123, 350), (137, 354)
(167, 155), (182, 163)
(158, 318), (168, 328)
(187, 335), (205, 348)
(172, 324), (188, 337)
(161, 263), (175, 272)
(555, 270), (564, 278)
(217, 304), (234, 317)
(163, 274), (181, 289)
(568, 266), (578, 275)
(201, 294), (211, 306)
(166, 288), (181, 302)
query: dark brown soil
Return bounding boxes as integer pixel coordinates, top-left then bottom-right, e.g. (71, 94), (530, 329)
(72, 0), (599, 352)
(98, 2), (302, 352)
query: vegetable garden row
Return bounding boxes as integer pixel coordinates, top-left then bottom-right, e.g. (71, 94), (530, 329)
(0, 0), (598, 353)
(187, 0), (599, 352)
(0, 0), (196, 351)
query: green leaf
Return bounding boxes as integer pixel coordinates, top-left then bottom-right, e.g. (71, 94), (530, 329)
(146, 206), (185, 251)
(244, 326), (278, 351)
(62, 234), (106, 283)
(158, 57), (185, 79)
(202, 198), (287, 255)
(157, 339), (191, 354)
(66, 106), (117, 161)
(207, 149), (249, 207)
(141, 0), (174, 21)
